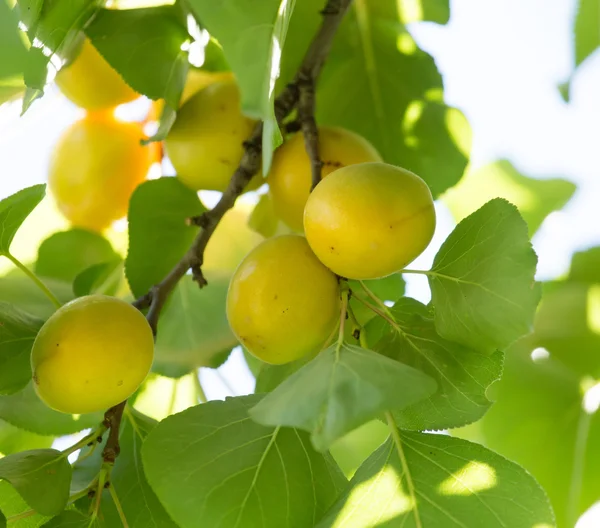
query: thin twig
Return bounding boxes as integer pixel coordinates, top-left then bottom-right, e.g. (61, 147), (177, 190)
(105, 0), (354, 468)
(298, 74), (322, 191)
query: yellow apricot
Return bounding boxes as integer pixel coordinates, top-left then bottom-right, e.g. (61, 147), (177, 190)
(304, 162), (436, 280)
(268, 127), (382, 231)
(31, 295), (154, 414)
(148, 69), (234, 120)
(165, 80), (261, 192)
(55, 39), (139, 111)
(48, 113), (154, 232)
(227, 235), (340, 364)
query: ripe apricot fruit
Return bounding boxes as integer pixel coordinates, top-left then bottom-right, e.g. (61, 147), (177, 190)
(55, 38), (139, 111)
(49, 113), (154, 232)
(268, 127), (382, 231)
(165, 80), (261, 192)
(148, 69), (234, 120)
(227, 235), (340, 364)
(31, 295), (154, 414)
(304, 162), (436, 280)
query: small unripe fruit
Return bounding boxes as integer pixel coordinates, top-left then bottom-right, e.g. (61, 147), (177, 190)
(227, 235), (340, 364)
(304, 162), (436, 280)
(55, 39), (139, 111)
(165, 80), (261, 192)
(31, 295), (154, 414)
(268, 127), (382, 231)
(48, 113), (153, 232)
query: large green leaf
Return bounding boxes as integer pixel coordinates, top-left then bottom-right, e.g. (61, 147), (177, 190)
(85, 5), (188, 107)
(0, 185), (45, 255)
(575, 0), (600, 67)
(0, 420), (53, 455)
(72, 409), (177, 527)
(0, 449), (71, 516)
(16, 0), (99, 112)
(427, 198), (540, 352)
(0, 1), (27, 80)
(317, 431), (555, 527)
(0, 480), (50, 527)
(154, 273), (236, 377)
(443, 160), (576, 236)
(0, 271), (72, 320)
(250, 343), (436, 451)
(0, 303), (42, 395)
(366, 298), (503, 430)
(454, 344), (597, 528)
(186, 0), (295, 171)
(126, 177), (206, 298)
(143, 395), (347, 528)
(397, 0), (450, 24)
(531, 282), (600, 377)
(35, 229), (118, 283)
(41, 511), (90, 527)
(569, 246), (600, 283)
(0, 383), (101, 436)
(280, 0), (470, 197)
(85, 4), (189, 141)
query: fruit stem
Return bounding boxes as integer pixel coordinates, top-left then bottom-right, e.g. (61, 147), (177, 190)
(109, 483), (129, 528)
(88, 466), (108, 524)
(353, 293), (398, 328)
(358, 280), (394, 319)
(62, 425), (107, 457)
(346, 301), (368, 348)
(336, 288), (350, 353)
(4, 252), (62, 308)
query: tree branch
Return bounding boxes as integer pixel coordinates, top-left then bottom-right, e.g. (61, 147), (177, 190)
(103, 0), (354, 465)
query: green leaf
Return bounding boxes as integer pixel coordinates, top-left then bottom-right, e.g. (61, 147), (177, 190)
(531, 282), (600, 377)
(71, 260), (123, 298)
(366, 297), (503, 430)
(154, 274), (236, 377)
(126, 177), (206, 298)
(35, 229), (118, 283)
(0, 480), (51, 527)
(329, 420), (389, 479)
(248, 193), (281, 239)
(72, 409), (177, 527)
(454, 344), (596, 528)
(0, 509), (4, 528)
(0, 185), (45, 255)
(250, 343), (437, 451)
(85, 5), (189, 108)
(317, 431), (555, 527)
(142, 394), (347, 528)
(0, 271), (72, 320)
(0, 1), (27, 80)
(569, 246), (600, 283)
(428, 198), (540, 351)
(0, 303), (43, 395)
(17, 0), (99, 112)
(41, 511), (90, 527)
(0, 449), (71, 516)
(254, 355), (310, 393)
(575, 0), (600, 67)
(0, 383), (101, 436)
(280, 0), (470, 197)
(0, 421), (53, 455)
(397, 0), (450, 24)
(186, 0), (296, 171)
(443, 160), (576, 236)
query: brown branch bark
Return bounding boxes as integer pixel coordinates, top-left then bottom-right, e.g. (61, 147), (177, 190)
(104, 0), (354, 465)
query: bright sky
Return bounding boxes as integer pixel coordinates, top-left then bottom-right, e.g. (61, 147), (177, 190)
(1, 0), (598, 523)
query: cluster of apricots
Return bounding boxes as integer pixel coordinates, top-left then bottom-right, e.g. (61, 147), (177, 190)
(32, 39), (435, 415)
